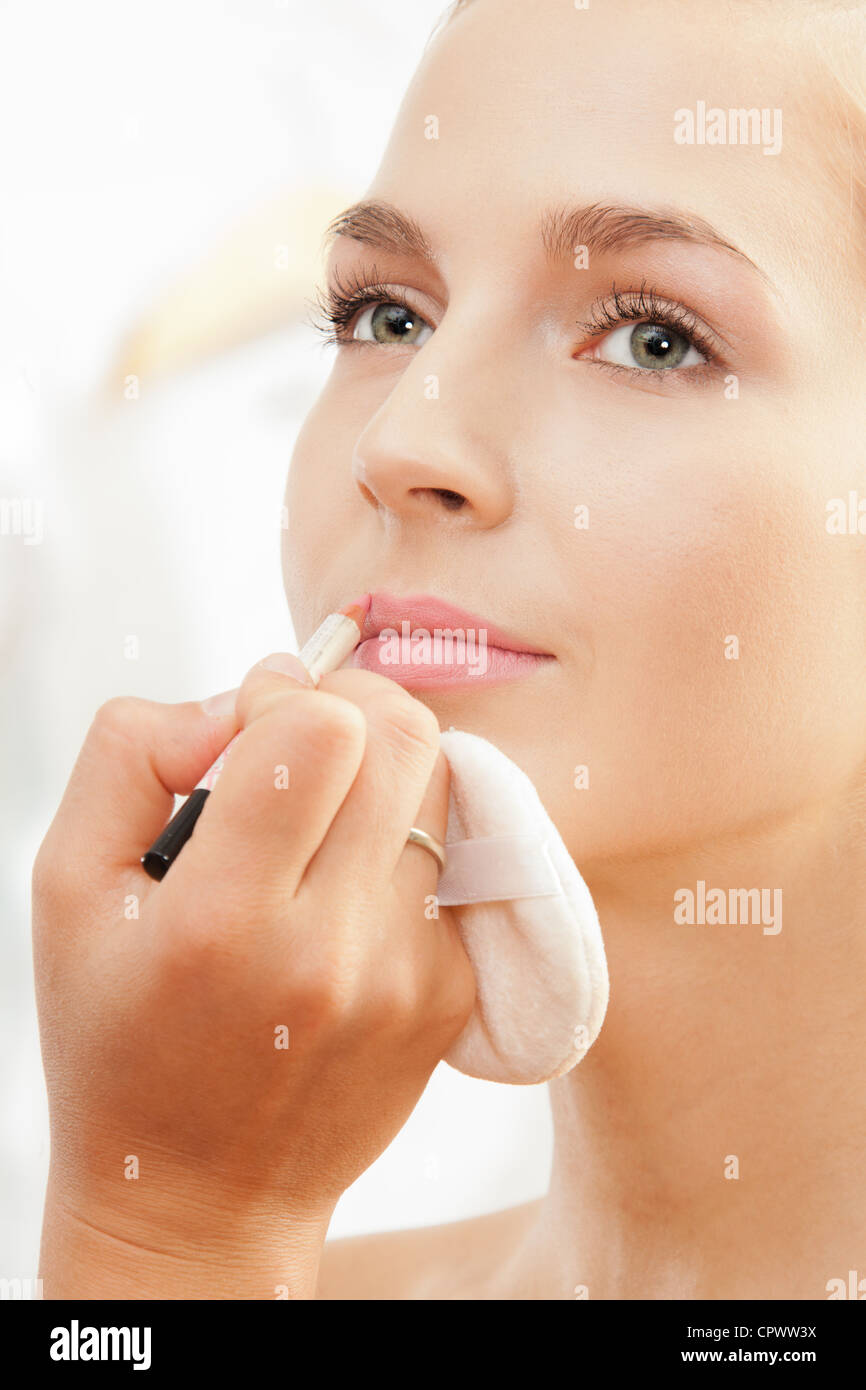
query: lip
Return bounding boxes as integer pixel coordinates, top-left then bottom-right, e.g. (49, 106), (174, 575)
(349, 590), (554, 690)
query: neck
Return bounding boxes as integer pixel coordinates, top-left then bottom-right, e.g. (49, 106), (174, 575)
(524, 790), (866, 1300)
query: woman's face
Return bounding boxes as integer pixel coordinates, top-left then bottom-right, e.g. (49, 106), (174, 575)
(283, 0), (866, 870)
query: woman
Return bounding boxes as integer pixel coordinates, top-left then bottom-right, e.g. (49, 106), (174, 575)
(33, 0), (866, 1298)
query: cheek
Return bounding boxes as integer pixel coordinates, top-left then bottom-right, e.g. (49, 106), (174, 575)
(624, 443), (866, 770)
(281, 389), (359, 636)
(536, 412), (866, 857)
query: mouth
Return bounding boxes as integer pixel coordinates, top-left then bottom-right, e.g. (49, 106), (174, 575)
(349, 590), (555, 690)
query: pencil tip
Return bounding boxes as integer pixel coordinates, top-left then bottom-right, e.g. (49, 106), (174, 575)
(339, 594), (371, 628)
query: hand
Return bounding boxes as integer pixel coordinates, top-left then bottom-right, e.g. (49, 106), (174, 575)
(32, 656), (475, 1297)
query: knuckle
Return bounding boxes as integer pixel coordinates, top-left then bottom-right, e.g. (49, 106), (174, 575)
(296, 692), (367, 764)
(363, 974), (421, 1032)
(161, 925), (219, 982)
(289, 930), (418, 1031)
(89, 695), (146, 745)
(240, 690), (367, 776)
(377, 692), (440, 765)
(84, 697), (153, 771)
(299, 976), (352, 1023)
(289, 957), (359, 1023)
(235, 666), (291, 726)
(158, 900), (262, 989)
(361, 958), (471, 1043)
(364, 949), (447, 1032)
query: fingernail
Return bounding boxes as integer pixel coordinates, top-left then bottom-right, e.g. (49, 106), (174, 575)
(258, 652), (313, 683)
(200, 687), (239, 718)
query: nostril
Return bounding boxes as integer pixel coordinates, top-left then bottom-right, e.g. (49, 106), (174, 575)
(433, 488), (466, 511)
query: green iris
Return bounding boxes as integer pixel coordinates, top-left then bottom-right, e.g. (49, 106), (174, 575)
(630, 322), (691, 369)
(368, 303), (426, 345)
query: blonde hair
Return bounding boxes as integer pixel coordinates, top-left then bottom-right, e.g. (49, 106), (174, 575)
(804, 6), (866, 241)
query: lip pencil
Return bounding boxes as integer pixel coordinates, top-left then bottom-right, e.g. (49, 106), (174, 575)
(140, 597), (371, 881)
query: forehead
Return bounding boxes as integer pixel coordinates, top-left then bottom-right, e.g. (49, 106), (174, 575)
(365, 0), (840, 293)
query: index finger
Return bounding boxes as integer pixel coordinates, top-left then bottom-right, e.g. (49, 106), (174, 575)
(162, 656), (368, 906)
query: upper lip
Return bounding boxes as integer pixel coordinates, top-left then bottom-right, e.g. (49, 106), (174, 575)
(358, 591), (553, 655)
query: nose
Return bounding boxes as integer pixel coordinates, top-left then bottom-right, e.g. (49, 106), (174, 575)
(351, 340), (516, 529)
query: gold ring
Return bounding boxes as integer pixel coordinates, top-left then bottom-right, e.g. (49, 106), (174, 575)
(406, 826), (447, 873)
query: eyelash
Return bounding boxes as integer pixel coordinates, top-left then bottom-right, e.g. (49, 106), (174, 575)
(311, 266), (723, 368)
(577, 281), (722, 366)
(310, 266), (414, 348)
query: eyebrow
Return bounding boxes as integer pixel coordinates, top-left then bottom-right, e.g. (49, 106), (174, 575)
(323, 198), (769, 282)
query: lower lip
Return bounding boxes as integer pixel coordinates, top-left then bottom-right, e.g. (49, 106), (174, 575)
(351, 638), (553, 689)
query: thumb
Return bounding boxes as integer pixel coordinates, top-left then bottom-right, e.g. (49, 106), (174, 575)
(39, 691), (242, 885)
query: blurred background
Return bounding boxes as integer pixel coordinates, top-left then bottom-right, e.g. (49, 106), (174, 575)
(0, 0), (551, 1282)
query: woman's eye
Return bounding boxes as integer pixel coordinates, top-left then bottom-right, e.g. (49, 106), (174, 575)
(587, 320), (706, 371)
(354, 301), (433, 347)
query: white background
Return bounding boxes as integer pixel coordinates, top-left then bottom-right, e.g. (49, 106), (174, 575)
(0, 0), (551, 1279)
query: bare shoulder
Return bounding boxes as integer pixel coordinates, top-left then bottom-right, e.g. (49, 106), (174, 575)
(316, 1197), (545, 1301)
